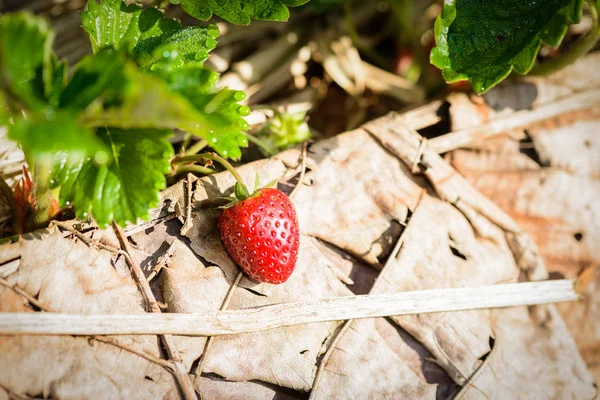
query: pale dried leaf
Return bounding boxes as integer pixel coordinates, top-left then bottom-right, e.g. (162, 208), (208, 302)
(457, 307), (596, 400)
(0, 229), (176, 398)
(195, 376), (299, 399)
(311, 318), (437, 399)
(374, 195), (518, 383)
(527, 108), (600, 175)
(448, 76), (600, 386)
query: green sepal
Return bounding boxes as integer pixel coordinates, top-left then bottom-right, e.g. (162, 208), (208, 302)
(234, 181), (250, 200)
(254, 172), (260, 192)
(264, 179), (278, 188)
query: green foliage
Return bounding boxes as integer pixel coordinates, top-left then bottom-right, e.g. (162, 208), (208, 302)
(0, 12), (55, 110)
(256, 110), (311, 155)
(1, 0), (262, 228)
(430, 0), (583, 93)
(50, 128), (173, 226)
(82, 0), (219, 69)
(81, 0), (250, 159)
(173, 0), (311, 25)
(8, 112), (110, 166)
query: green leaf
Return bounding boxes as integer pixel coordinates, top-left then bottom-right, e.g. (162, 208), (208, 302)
(80, 1), (250, 159)
(175, 0), (311, 25)
(156, 66), (250, 159)
(81, 0), (143, 53)
(59, 48), (131, 111)
(82, 0), (219, 69)
(7, 111), (110, 166)
(430, 0), (583, 93)
(50, 128), (173, 226)
(0, 12), (55, 110)
(45, 56), (68, 108)
(73, 51), (249, 159)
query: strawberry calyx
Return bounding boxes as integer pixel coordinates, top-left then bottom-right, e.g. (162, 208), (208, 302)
(219, 176), (277, 209)
(171, 152), (277, 209)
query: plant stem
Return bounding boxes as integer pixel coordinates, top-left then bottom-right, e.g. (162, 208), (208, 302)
(172, 153), (250, 196)
(530, 0), (599, 76)
(32, 159), (52, 229)
(173, 164), (216, 176)
(183, 139), (208, 156)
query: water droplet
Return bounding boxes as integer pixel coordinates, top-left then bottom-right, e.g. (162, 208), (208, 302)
(94, 151), (109, 165)
(211, 138), (217, 143)
(204, 38), (217, 49)
(233, 91), (246, 101)
(163, 51), (170, 58)
(83, 212), (88, 217)
(50, 179), (55, 185)
(207, 71), (218, 84)
(195, 50), (208, 61)
(237, 105), (251, 116)
(206, 24), (219, 39)
(237, 120), (249, 130)
(65, 201), (71, 206)
(222, 150), (228, 155)
(171, 0), (180, 4)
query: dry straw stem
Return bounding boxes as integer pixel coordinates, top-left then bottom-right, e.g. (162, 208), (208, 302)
(362, 61), (426, 103)
(111, 222), (197, 400)
(0, 280), (578, 336)
(429, 89), (600, 154)
(0, 277), (175, 371)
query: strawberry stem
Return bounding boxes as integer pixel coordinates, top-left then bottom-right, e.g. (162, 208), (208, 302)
(172, 153), (250, 197)
(30, 160), (53, 230)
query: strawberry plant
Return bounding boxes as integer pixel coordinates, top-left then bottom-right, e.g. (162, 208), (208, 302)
(0, 0), (313, 231)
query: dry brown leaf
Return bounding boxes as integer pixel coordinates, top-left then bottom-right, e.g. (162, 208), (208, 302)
(361, 112), (595, 396)
(0, 228), (177, 398)
(446, 64), (600, 386)
(374, 194), (518, 384)
(195, 376), (299, 399)
(180, 219), (352, 391)
(456, 307), (595, 399)
(311, 318), (438, 399)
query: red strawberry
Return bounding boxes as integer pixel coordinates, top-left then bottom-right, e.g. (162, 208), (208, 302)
(218, 187), (300, 284)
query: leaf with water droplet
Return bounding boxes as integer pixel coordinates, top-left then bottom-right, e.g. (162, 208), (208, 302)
(82, 0), (221, 71)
